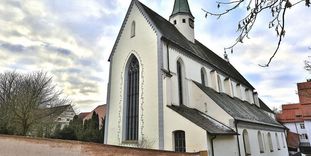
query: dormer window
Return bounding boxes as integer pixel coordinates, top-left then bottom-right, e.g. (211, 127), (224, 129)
(131, 21), (136, 38)
(182, 19), (186, 23)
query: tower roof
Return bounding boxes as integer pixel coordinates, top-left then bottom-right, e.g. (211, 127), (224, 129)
(171, 0), (194, 18)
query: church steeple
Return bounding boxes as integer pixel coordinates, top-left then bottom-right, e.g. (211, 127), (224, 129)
(170, 0), (194, 18)
(169, 0), (195, 42)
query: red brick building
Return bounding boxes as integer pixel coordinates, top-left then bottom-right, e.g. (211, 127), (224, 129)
(277, 80), (311, 154)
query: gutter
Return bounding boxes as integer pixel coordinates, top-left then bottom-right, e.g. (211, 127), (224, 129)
(235, 120), (241, 156)
(211, 135), (217, 156)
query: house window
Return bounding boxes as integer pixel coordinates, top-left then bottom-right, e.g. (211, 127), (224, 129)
(300, 123), (305, 129)
(301, 134), (309, 140)
(243, 130), (251, 156)
(182, 19), (186, 23)
(258, 131), (264, 153)
(268, 132), (274, 152)
(174, 20), (177, 25)
(131, 21), (136, 38)
(58, 118), (61, 121)
(125, 55), (139, 141)
(177, 59), (185, 105)
(276, 133), (281, 150)
(217, 75), (223, 92)
(201, 68), (207, 86)
(174, 130), (186, 152)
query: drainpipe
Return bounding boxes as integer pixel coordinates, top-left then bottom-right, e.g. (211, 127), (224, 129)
(211, 135), (217, 156)
(235, 120), (241, 156)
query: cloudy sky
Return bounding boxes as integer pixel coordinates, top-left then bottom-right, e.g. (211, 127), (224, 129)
(0, 0), (310, 113)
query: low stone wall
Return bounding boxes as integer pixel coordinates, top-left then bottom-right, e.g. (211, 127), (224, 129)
(0, 135), (207, 156)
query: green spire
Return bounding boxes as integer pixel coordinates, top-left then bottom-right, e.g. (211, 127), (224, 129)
(171, 0), (193, 18)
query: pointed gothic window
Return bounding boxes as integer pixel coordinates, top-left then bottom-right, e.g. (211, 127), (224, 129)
(281, 133), (286, 148)
(201, 68), (207, 86)
(258, 131), (264, 153)
(174, 130), (186, 152)
(177, 60), (184, 105)
(276, 133), (281, 150)
(243, 130), (251, 156)
(131, 21), (136, 38)
(125, 55), (139, 141)
(268, 132), (274, 152)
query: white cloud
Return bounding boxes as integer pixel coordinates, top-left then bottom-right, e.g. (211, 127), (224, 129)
(0, 0), (309, 113)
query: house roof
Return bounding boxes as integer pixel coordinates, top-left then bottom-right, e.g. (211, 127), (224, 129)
(170, 0), (194, 18)
(194, 82), (284, 128)
(138, 1), (254, 90)
(78, 112), (90, 119)
(168, 105), (237, 135)
(38, 105), (73, 121)
(83, 105), (107, 127)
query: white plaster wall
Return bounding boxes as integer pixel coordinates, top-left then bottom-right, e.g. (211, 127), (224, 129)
(106, 3), (159, 148)
(163, 107), (208, 152)
(305, 120), (311, 144)
(284, 123), (298, 133)
(237, 127), (288, 156)
(213, 136), (239, 156)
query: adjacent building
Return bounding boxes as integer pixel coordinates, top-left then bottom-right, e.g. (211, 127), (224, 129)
(277, 80), (311, 154)
(82, 105), (107, 129)
(104, 0), (288, 156)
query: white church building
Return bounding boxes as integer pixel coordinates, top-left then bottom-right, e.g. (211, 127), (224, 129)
(104, 0), (289, 156)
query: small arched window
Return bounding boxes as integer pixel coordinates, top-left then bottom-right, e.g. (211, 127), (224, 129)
(243, 130), (251, 156)
(124, 55), (139, 141)
(173, 130), (186, 152)
(177, 59), (185, 105)
(258, 131), (264, 153)
(131, 21), (136, 38)
(268, 132), (274, 152)
(276, 133), (281, 150)
(201, 68), (207, 86)
(217, 75), (223, 92)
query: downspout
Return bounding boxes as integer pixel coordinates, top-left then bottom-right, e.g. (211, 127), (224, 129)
(235, 120), (241, 156)
(211, 135), (217, 156)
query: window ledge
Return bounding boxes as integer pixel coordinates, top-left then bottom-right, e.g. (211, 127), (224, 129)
(122, 140), (138, 144)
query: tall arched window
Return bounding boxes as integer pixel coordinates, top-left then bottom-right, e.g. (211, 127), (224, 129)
(201, 68), (207, 86)
(217, 75), (223, 92)
(243, 130), (251, 156)
(173, 130), (186, 152)
(268, 132), (274, 152)
(258, 131), (264, 153)
(177, 60), (185, 105)
(125, 55), (139, 141)
(131, 21), (136, 38)
(276, 133), (281, 150)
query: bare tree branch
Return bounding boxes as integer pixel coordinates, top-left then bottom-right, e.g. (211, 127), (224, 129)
(203, 0), (310, 67)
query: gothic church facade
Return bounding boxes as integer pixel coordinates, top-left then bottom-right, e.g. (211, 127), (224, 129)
(104, 0), (289, 156)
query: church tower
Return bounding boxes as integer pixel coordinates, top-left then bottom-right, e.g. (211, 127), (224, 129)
(169, 0), (195, 42)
